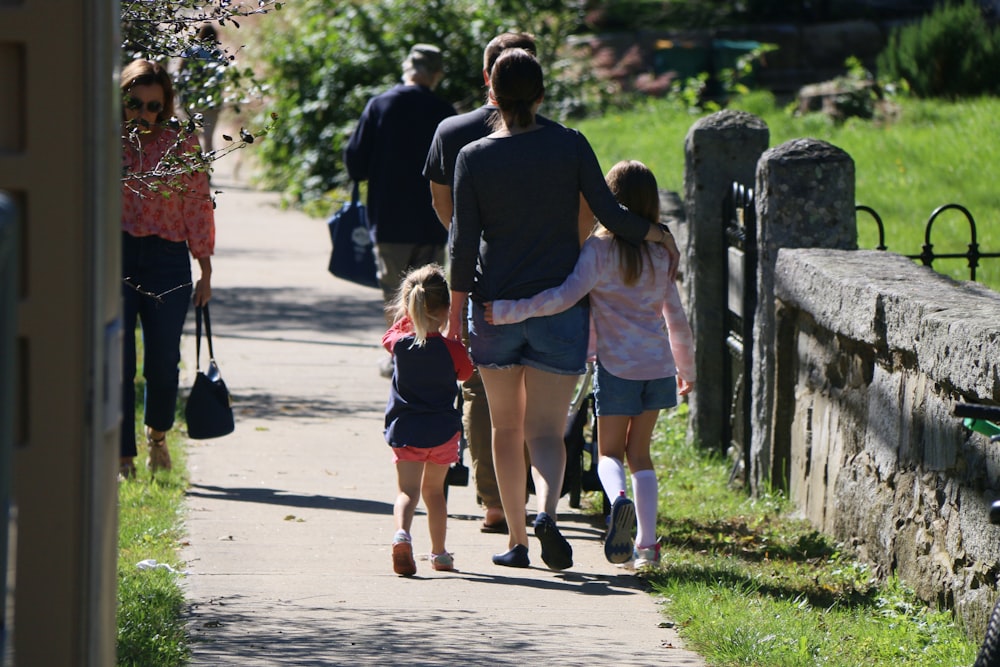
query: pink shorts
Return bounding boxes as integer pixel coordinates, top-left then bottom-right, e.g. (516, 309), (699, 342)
(391, 431), (461, 465)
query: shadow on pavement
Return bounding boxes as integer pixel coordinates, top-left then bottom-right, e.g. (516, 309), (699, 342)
(230, 391), (382, 421)
(187, 483), (393, 515)
(201, 286), (384, 339)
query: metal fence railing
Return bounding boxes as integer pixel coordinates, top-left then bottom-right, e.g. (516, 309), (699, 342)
(857, 203), (1000, 282)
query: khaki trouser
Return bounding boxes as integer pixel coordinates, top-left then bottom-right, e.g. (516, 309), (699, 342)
(462, 367), (500, 508)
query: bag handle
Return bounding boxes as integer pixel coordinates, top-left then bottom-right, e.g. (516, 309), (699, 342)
(350, 181), (370, 230)
(194, 304), (216, 369)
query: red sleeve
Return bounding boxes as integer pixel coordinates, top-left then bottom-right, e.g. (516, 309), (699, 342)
(381, 317), (413, 353)
(444, 337), (474, 382)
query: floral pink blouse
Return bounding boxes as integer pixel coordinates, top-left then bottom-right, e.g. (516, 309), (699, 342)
(121, 128), (215, 258)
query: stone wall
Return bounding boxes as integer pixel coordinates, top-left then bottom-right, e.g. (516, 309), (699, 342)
(773, 248), (1000, 634)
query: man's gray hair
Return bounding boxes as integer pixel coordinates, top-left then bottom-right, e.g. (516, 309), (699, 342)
(402, 43), (444, 83)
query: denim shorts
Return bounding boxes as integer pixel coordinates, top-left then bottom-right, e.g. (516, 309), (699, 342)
(593, 362), (678, 416)
(468, 300), (588, 375)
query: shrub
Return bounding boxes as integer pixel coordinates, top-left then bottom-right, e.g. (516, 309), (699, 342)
(249, 0), (598, 204)
(876, 0), (1000, 98)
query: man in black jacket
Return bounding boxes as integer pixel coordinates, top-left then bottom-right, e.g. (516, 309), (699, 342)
(345, 44), (456, 359)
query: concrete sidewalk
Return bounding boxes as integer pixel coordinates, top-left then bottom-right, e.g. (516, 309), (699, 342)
(178, 163), (707, 666)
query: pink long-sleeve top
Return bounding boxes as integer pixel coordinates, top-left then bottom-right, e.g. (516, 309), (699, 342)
(121, 128), (215, 258)
(490, 234), (696, 383)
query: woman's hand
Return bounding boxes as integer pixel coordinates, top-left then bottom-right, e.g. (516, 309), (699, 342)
(193, 278), (212, 306)
(484, 302), (495, 324)
(193, 257), (212, 307)
(645, 224), (680, 281)
(677, 376), (694, 396)
(659, 227), (680, 281)
(445, 290), (468, 342)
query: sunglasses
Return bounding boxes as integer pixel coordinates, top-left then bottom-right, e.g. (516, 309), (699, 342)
(125, 96), (164, 114)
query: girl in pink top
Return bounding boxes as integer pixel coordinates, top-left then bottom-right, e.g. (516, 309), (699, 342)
(486, 160), (695, 569)
(120, 59), (215, 480)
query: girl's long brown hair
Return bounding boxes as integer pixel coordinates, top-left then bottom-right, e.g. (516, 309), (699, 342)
(596, 160), (660, 286)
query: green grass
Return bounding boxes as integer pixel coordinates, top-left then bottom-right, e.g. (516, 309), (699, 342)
(117, 377), (189, 666)
(576, 94), (1000, 290)
(612, 405), (980, 666)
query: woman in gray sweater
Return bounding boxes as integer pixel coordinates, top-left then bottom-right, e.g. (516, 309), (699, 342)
(448, 48), (677, 570)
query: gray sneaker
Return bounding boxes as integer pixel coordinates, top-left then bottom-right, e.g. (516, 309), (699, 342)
(633, 542), (661, 570)
(604, 494), (636, 564)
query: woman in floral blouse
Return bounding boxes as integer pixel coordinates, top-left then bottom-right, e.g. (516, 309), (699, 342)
(120, 59), (214, 479)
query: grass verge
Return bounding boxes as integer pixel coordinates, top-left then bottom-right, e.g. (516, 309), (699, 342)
(577, 95), (1000, 291)
(117, 421), (189, 665)
(632, 405), (979, 666)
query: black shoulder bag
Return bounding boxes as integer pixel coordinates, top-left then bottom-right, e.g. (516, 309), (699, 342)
(185, 304), (235, 439)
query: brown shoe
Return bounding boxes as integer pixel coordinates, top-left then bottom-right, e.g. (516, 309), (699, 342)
(392, 539), (416, 576)
(146, 431), (172, 473)
(481, 506), (508, 534)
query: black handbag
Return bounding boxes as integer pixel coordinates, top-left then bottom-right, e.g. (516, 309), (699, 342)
(327, 182), (378, 288)
(185, 304), (235, 439)
(445, 390), (469, 487)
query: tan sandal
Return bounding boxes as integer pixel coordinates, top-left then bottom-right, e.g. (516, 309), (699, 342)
(146, 431), (172, 473)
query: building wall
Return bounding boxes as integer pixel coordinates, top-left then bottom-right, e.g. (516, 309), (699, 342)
(0, 2), (120, 665)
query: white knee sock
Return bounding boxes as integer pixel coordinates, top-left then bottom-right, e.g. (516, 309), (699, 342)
(632, 469), (658, 548)
(598, 455), (627, 501)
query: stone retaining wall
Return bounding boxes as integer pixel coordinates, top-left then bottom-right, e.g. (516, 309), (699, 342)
(773, 248), (1000, 633)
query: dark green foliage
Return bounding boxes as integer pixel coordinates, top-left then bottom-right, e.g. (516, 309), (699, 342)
(121, 1), (278, 115)
(251, 0), (592, 203)
(583, 0), (919, 30)
(876, 0), (1000, 98)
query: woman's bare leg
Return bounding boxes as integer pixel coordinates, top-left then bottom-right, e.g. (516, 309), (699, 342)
(479, 365), (529, 550)
(523, 366), (579, 517)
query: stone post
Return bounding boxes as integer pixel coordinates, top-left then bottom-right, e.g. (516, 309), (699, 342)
(750, 138), (857, 494)
(683, 110), (769, 452)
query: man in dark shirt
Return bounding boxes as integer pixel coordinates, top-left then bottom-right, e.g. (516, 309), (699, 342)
(345, 44), (456, 339)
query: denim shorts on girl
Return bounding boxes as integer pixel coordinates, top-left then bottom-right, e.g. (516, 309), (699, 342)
(593, 362), (678, 416)
(391, 431), (460, 465)
(468, 300), (588, 375)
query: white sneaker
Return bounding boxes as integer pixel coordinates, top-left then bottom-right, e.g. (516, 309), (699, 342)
(633, 542), (661, 570)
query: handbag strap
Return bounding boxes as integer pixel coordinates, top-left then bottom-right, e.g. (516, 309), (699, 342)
(194, 304), (216, 369)
(351, 181), (370, 230)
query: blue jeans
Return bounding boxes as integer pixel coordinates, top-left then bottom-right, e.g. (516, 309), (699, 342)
(121, 233), (192, 458)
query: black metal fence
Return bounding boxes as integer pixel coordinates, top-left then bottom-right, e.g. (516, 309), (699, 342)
(857, 203), (1000, 282)
(724, 182), (756, 486)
